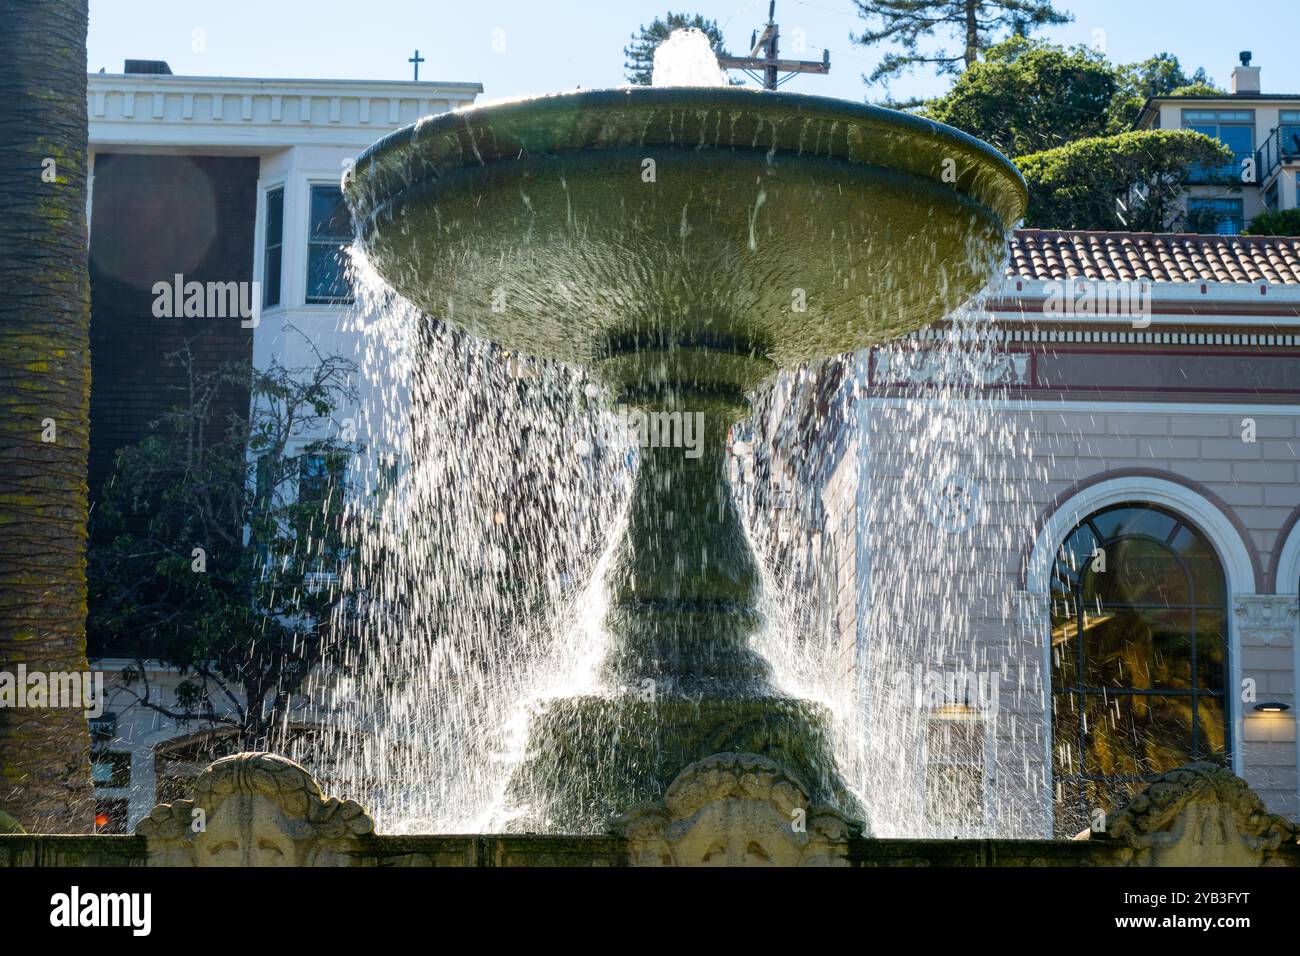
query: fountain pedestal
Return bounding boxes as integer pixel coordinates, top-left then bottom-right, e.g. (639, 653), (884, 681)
(504, 388), (860, 830)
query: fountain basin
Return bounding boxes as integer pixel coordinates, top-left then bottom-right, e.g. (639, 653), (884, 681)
(347, 87), (1026, 397)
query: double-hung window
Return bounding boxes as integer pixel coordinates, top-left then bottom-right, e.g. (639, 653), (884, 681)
(263, 186), (284, 308)
(306, 184), (354, 305)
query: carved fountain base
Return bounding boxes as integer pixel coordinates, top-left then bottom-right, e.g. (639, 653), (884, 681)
(3, 752), (1275, 868)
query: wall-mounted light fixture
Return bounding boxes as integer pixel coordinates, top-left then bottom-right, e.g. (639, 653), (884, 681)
(1253, 702), (1291, 713)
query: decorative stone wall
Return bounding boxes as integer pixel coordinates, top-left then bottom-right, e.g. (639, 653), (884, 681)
(1, 752), (1295, 867)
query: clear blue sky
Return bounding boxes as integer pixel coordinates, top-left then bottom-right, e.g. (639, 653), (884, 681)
(88, 0), (1300, 106)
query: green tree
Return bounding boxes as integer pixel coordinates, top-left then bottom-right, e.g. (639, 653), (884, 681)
(1244, 208), (1300, 237)
(1168, 82), (1223, 97)
(1108, 53), (1220, 129)
(87, 336), (369, 749)
(624, 12), (728, 85)
(1017, 129), (1233, 231)
(922, 37), (1116, 158)
(0, 0), (95, 833)
(852, 0), (1070, 85)
(1119, 52), (1216, 98)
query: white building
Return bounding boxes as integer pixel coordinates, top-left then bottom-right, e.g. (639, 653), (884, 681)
(85, 61), (480, 832)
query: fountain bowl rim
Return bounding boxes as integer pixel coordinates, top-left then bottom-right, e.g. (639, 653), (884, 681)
(347, 85), (1027, 226)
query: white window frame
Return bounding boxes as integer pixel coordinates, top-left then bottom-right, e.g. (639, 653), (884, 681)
(303, 179), (354, 307)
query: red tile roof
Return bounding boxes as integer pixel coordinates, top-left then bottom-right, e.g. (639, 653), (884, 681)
(1008, 229), (1300, 285)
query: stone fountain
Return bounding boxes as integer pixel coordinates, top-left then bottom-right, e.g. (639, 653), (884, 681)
(3, 42), (1297, 869)
(343, 54), (1026, 844)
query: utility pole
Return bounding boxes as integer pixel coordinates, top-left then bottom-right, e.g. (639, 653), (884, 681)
(717, 1), (829, 91)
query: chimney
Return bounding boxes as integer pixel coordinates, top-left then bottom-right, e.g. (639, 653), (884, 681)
(123, 59), (173, 75)
(1231, 51), (1260, 94)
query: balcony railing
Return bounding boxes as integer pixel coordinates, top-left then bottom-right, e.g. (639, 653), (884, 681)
(1257, 125), (1300, 180)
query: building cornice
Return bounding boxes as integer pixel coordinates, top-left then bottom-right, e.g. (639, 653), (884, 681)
(88, 72), (482, 149)
(993, 277), (1300, 307)
(90, 73), (483, 94)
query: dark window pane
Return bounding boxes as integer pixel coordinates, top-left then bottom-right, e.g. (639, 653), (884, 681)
(1085, 693), (1193, 779)
(1195, 696), (1230, 761)
(1082, 609), (1194, 690)
(298, 453), (346, 505)
(265, 187), (283, 245)
(1050, 611), (1080, 686)
(299, 454), (328, 504)
(307, 245), (350, 303)
(310, 185), (351, 239)
(1082, 537), (1191, 606)
(263, 187), (284, 308)
(1195, 607), (1227, 691)
(1053, 522), (1099, 600)
(1219, 125), (1254, 157)
(1088, 506), (1176, 544)
(1169, 525), (1226, 602)
(264, 252), (282, 308)
(1052, 690), (1083, 776)
(255, 453), (275, 507)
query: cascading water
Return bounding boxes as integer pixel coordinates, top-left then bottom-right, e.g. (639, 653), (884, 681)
(288, 259), (633, 831)
(292, 30), (1036, 836)
(740, 293), (1056, 839)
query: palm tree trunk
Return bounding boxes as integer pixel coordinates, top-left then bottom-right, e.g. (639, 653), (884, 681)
(0, 0), (95, 833)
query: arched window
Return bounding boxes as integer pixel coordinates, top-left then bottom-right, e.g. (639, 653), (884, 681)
(1050, 504), (1230, 834)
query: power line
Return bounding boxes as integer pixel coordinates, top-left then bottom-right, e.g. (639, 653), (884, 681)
(791, 0), (863, 18)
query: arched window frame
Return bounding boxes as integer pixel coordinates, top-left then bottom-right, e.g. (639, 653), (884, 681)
(1050, 504), (1230, 828)
(1026, 476), (1256, 835)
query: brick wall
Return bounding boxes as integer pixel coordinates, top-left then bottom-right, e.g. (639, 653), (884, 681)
(88, 153), (258, 507)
